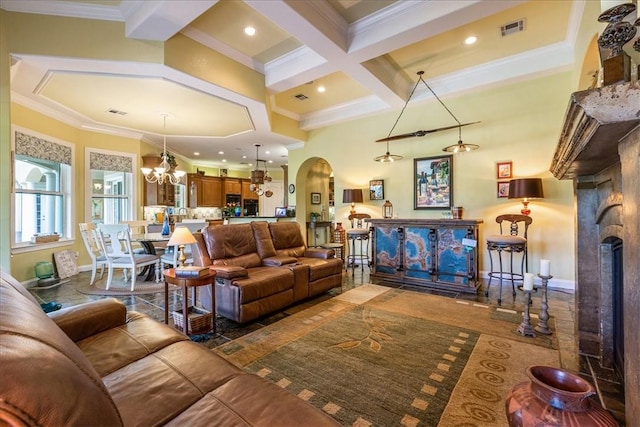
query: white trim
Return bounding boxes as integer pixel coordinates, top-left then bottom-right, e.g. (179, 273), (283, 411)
(479, 270), (575, 291)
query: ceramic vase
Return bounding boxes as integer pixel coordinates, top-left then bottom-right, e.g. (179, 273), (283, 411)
(505, 366), (617, 427)
(234, 206), (241, 217)
(161, 209), (171, 236)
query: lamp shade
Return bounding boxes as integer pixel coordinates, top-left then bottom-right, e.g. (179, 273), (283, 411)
(167, 226), (197, 246)
(342, 189), (363, 203)
(508, 178), (544, 199)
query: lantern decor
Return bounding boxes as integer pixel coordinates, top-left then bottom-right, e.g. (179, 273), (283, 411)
(382, 200), (393, 218)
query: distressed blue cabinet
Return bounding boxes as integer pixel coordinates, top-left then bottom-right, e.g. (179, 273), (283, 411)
(367, 219), (482, 293)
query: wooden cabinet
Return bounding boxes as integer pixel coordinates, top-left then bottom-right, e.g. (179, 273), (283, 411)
(368, 218), (482, 293)
(224, 178), (241, 195)
(241, 179), (254, 199)
(187, 173), (222, 207)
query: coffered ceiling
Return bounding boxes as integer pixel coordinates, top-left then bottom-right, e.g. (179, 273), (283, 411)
(3, 0), (586, 169)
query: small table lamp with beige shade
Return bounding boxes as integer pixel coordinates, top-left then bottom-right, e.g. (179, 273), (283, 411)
(167, 226), (197, 268)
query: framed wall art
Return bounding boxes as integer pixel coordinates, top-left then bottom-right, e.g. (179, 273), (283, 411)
(496, 161), (512, 179)
(414, 155), (453, 209)
(311, 192), (321, 204)
(369, 179), (384, 200)
(497, 181), (510, 198)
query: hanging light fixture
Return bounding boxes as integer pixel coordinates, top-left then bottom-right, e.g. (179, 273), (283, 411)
(140, 114), (185, 185)
(249, 144), (272, 196)
(375, 71), (479, 157)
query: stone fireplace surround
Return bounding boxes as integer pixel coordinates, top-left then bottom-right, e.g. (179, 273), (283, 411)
(551, 81), (639, 422)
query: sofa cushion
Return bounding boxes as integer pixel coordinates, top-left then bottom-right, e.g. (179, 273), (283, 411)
(298, 257), (344, 282)
(204, 223), (262, 268)
(268, 222), (307, 257)
(232, 266), (295, 303)
(251, 221), (277, 258)
(0, 270), (123, 426)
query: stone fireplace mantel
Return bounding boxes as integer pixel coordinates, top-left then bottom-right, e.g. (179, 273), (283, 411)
(550, 81), (640, 180)
(550, 80), (639, 423)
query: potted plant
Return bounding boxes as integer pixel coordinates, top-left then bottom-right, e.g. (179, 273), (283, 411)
(310, 212), (321, 222)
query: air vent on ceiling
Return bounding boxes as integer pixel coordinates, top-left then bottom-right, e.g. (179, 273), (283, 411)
(501, 19), (525, 37)
(107, 108), (127, 116)
(294, 93), (309, 101)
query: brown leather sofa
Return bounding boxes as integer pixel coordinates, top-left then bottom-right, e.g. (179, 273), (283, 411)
(0, 270), (339, 426)
(191, 221), (343, 323)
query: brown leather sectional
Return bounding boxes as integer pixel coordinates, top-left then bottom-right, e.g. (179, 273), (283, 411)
(191, 221), (343, 323)
(0, 270), (339, 426)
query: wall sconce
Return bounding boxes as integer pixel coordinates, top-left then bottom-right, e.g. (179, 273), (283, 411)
(382, 200), (393, 218)
(508, 178), (544, 216)
(343, 189), (363, 215)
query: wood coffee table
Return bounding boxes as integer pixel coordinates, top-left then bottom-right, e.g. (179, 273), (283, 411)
(163, 268), (216, 335)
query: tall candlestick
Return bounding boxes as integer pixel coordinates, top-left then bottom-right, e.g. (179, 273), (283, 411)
(523, 273), (534, 291)
(540, 259), (550, 277)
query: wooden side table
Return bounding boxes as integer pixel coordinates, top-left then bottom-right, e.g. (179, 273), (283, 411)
(163, 268), (216, 335)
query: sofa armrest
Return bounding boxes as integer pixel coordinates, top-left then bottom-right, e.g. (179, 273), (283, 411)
(304, 248), (334, 259)
(210, 265), (249, 279)
(48, 298), (127, 342)
(263, 255), (298, 266)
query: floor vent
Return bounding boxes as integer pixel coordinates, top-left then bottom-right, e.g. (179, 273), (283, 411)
(294, 93), (308, 101)
(501, 19), (525, 37)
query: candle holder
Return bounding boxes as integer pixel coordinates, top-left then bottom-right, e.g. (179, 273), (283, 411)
(516, 285), (536, 337)
(535, 274), (553, 335)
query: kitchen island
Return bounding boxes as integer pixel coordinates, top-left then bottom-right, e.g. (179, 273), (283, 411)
(366, 218), (482, 293)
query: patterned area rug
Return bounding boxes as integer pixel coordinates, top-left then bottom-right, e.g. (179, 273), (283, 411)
(75, 276), (177, 296)
(215, 285), (560, 426)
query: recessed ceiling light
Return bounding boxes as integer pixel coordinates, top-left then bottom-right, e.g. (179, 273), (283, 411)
(242, 155), (247, 159)
(317, 85), (326, 93)
(244, 26), (256, 36)
(218, 151), (224, 155)
(265, 150), (271, 154)
(268, 160), (273, 164)
(222, 159), (227, 163)
(464, 36), (477, 45)
(194, 152), (200, 156)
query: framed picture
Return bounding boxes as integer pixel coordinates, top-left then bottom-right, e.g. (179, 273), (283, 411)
(369, 179), (384, 200)
(497, 181), (510, 198)
(496, 161), (512, 179)
(311, 192), (321, 204)
(414, 155), (453, 209)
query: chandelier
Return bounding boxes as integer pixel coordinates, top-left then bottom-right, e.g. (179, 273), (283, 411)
(374, 71), (479, 160)
(249, 144), (272, 196)
(140, 114), (185, 185)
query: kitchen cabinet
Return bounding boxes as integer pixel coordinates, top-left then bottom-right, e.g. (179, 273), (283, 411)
(142, 155), (176, 206)
(187, 173), (222, 207)
(367, 218), (482, 293)
(241, 179), (255, 199)
(224, 178), (241, 195)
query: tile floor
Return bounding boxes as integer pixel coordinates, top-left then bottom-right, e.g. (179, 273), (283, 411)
(28, 268), (625, 425)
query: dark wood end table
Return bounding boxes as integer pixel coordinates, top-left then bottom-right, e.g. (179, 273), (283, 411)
(163, 268), (216, 335)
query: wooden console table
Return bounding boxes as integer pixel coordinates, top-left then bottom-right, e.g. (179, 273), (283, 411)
(366, 218), (482, 293)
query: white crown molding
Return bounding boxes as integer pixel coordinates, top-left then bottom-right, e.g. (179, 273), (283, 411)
(299, 95), (389, 130)
(0, 0), (124, 21)
(180, 26), (264, 74)
(265, 46), (329, 91)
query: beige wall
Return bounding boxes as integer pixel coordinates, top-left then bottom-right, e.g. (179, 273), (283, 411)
(289, 72), (576, 285)
(1, 10), (10, 271)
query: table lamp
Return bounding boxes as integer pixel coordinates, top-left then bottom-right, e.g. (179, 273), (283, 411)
(508, 178), (544, 216)
(167, 226), (197, 268)
(343, 189), (363, 215)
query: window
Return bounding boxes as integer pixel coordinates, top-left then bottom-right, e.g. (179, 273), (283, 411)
(86, 149), (136, 225)
(12, 128), (73, 248)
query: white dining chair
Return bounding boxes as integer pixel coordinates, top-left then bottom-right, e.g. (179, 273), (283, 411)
(97, 224), (160, 291)
(78, 222), (108, 285)
(160, 222), (208, 270)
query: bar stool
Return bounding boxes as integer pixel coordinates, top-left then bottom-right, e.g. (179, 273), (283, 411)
(346, 213), (371, 275)
(485, 214), (532, 304)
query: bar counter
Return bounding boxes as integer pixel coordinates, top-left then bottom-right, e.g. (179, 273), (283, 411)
(366, 218), (482, 293)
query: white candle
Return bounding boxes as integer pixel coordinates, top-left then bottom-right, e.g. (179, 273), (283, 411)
(540, 259), (551, 277)
(523, 273), (534, 291)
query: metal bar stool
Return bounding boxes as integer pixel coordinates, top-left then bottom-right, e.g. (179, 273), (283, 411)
(346, 214), (371, 276)
(485, 214), (532, 305)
